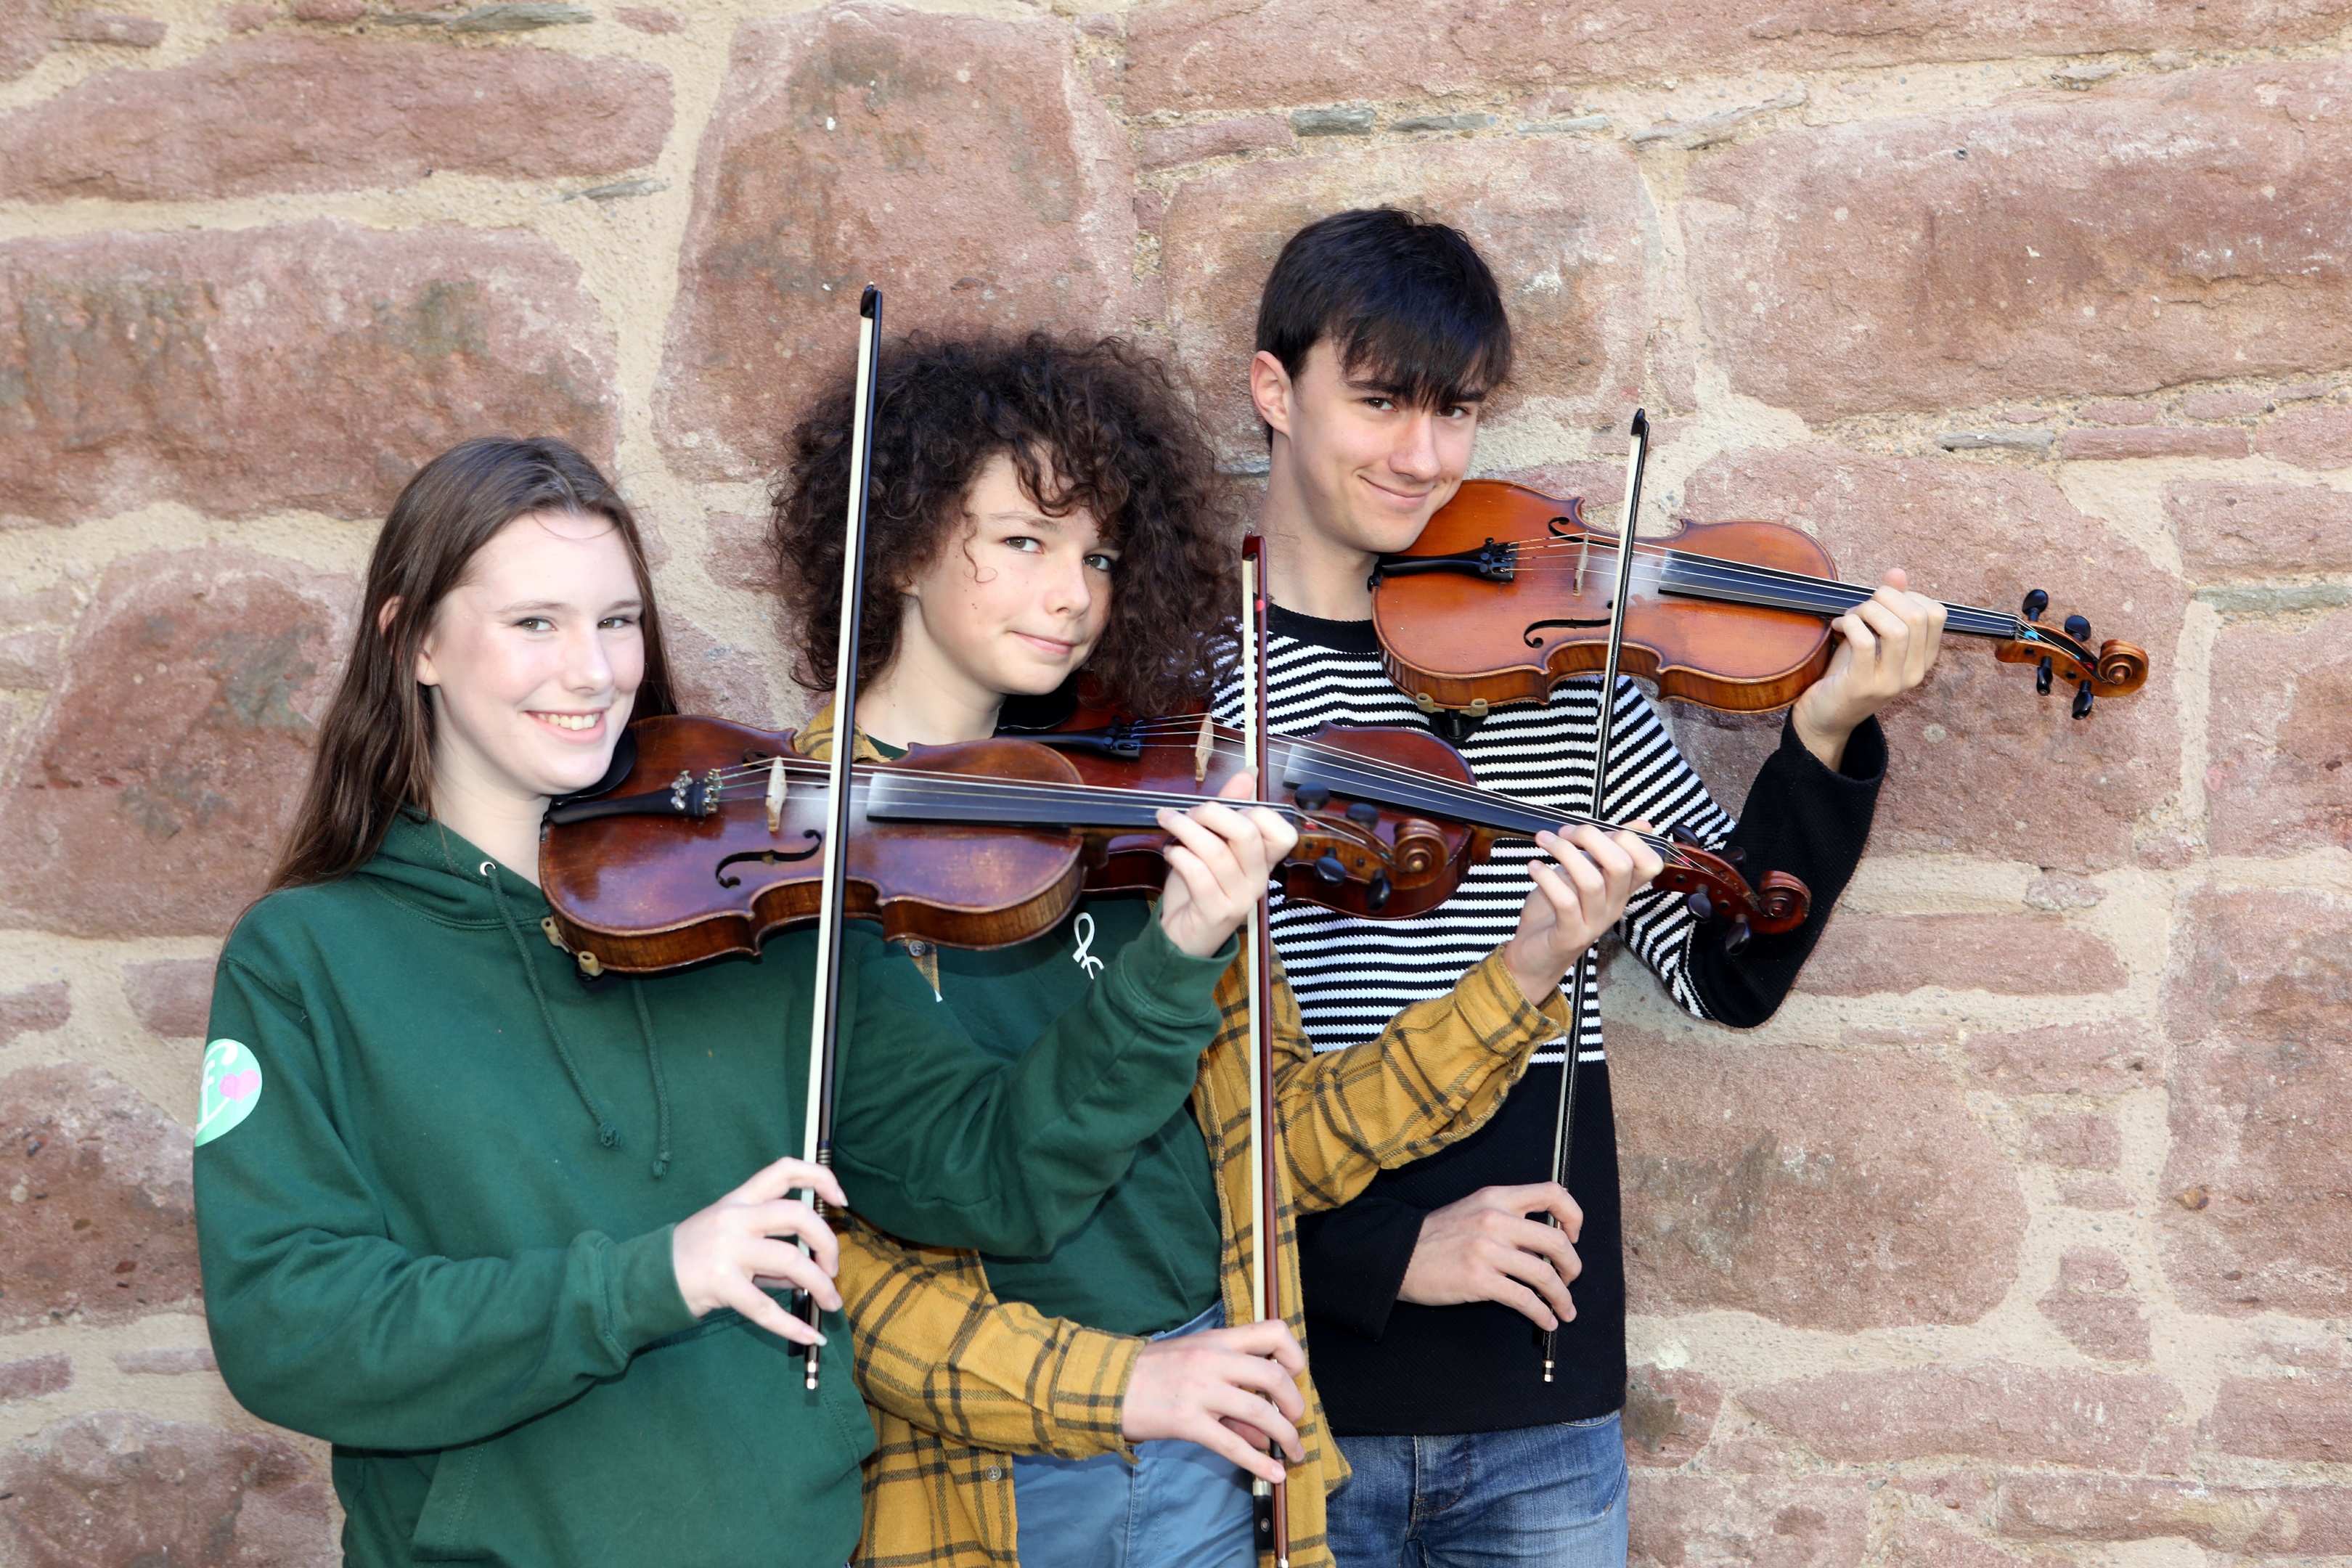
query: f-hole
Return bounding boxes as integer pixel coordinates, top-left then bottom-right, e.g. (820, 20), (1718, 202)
(1523, 614), (1612, 647)
(716, 831), (822, 887)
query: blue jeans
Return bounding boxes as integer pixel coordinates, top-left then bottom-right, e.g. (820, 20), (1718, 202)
(1328, 1413), (1628, 1568)
(1012, 1303), (1254, 1568)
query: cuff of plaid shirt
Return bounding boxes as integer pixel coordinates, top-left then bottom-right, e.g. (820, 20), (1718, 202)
(1461, 947), (1577, 1049)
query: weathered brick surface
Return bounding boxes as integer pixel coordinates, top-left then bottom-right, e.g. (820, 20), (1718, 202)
(1630, 1472), (1869, 1568)
(656, 7), (1135, 480)
(0, 549), (354, 939)
(0, 1354), (73, 1402)
(1885, 1520), (2035, 1568)
(1996, 1475), (2352, 1553)
(1161, 137), (1651, 451)
(1122, 0), (2352, 115)
(0, 221), (618, 524)
(0, 36), (671, 203)
(1964, 1021), (2155, 1097)
(122, 958), (218, 1039)
(666, 614), (777, 728)
(1682, 446), (2185, 872)
(2028, 1112), (2121, 1170)
(0, 983), (70, 1048)
(2204, 605), (2352, 857)
(2253, 404), (2352, 470)
(2161, 886), (2352, 1315)
(0, 1413), (335, 1567)
(2200, 1371), (2352, 1460)
(1624, 1365), (1721, 1468)
(2038, 1281), (2150, 1363)
(2059, 426), (2249, 462)
(0, 0), (46, 81)
(1739, 1363), (2176, 1466)
(1614, 1029), (2026, 1330)
(0, 1063), (198, 1331)
(2167, 478), (2352, 579)
(1685, 63), (2352, 421)
(1800, 915), (2126, 997)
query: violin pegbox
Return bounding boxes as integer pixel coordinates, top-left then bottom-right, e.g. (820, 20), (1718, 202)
(1993, 588), (2149, 719)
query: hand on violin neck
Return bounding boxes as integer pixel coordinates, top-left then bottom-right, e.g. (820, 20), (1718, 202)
(1122, 1317), (1307, 1484)
(1396, 1182), (1583, 1330)
(1153, 770), (1302, 959)
(1501, 822), (1664, 1007)
(1792, 568), (1950, 771)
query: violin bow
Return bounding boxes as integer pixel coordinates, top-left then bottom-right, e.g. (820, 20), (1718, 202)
(794, 284), (884, 1389)
(1241, 536), (1291, 1568)
(1540, 408), (1649, 1385)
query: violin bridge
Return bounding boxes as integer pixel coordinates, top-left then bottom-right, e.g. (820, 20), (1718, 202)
(1194, 711), (1214, 783)
(1575, 532), (1591, 597)
(765, 756), (787, 835)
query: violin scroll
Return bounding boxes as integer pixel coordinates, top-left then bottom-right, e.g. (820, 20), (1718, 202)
(1992, 589), (2149, 719)
(1653, 827), (1810, 945)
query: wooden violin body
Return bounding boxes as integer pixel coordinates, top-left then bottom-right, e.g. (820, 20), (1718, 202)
(1372, 481), (2151, 720)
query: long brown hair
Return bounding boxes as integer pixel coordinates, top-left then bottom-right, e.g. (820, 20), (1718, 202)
(270, 437), (675, 890)
(770, 332), (1238, 716)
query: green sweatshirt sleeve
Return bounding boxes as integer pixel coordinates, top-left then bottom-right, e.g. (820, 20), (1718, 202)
(195, 953), (701, 1451)
(830, 920), (1230, 1257)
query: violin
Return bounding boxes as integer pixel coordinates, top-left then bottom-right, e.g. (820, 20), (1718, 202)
(537, 710), (1809, 978)
(1371, 478), (2152, 722)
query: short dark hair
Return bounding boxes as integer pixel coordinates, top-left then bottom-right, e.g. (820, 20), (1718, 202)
(771, 333), (1237, 717)
(1254, 208), (1513, 412)
(271, 437), (674, 890)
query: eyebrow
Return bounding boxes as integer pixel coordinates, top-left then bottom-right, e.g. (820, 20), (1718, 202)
(1347, 377), (1488, 404)
(495, 598), (644, 615)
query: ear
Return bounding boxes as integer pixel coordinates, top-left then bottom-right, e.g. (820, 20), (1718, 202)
(1249, 351), (1296, 439)
(399, 598), (444, 690)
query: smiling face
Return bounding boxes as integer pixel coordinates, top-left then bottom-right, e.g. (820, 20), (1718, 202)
(881, 451), (1119, 729)
(1255, 339), (1483, 558)
(414, 508), (647, 809)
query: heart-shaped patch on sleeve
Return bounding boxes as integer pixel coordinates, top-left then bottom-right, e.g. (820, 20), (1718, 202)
(197, 1040), (264, 1147)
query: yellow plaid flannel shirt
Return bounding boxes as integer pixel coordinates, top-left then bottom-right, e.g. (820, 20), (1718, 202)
(797, 708), (1572, 1568)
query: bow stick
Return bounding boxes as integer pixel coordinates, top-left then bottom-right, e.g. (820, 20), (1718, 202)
(1241, 536), (1291, 1568)
(793, 284), (884, 1389)
(1540, 408), (1648, 1385)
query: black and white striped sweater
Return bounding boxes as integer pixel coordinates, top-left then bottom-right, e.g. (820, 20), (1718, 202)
(1211, 605), (1885, 1434)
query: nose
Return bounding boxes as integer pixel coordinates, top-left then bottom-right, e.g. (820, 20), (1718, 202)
(1389, 412), (1442, 483)
(1043, 544), (1096, 624)
(563, 618), (616, 695)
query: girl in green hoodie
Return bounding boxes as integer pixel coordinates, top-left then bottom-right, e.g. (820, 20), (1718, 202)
(196, 433), (1297, 1568)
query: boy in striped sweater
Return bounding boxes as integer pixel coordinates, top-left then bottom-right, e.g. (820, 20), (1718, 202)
(1222, 208), (1948, 1567)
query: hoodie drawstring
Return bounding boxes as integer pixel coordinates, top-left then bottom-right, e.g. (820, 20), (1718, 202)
(630, 980), (674, 1181)
(483, 865), (624, 1152)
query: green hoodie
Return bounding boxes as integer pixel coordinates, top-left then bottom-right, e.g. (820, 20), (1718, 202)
(195, 812), (1229, 1567)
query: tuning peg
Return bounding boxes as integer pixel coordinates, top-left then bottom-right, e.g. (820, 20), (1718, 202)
(1667, 822), (1703, 846)
(1724, 917), (1752, 956)
(2064, 613), (2092, 640)
(1719, 846), (1747, 866)
(2022, 588), (2049, 621)
(1366, 873), (1392, 912)
(2073, 683), (2095, 720)
(2036, 656), (2053, 695)
(1345, 801), (1381, 828)
(1293, 785), (1330, 812)
(1686, 886), (1713, 922)
(1314, 853), (1347, 886)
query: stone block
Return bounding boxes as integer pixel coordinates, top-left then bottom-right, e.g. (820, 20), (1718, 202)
(0, 628), (61, 687)
(0, 549), (354, 939)
(1996, 1475), (2352, 1554)
(56, 12), (166, 46)
(1160, 137), (1651, 453)
(0, 1354), (71, 1401)
(1884, 1519), (2035, 1567)
(1966, 1021), (2154, 1096)
(1137, 114), (1291, 169)
(113, 1346), (216, 1375)
(2038, 1287), (2150, 1362)
(1615, 1028), (2025, 1331)
(1685, 62), (2352, 422)
(1740, 1362), (2175, 1466)
(0, 1064), (197, 1331)
(2201, 1371), (2352, 1460)
(703, 510), (777, 592)
(665, 614), (775, 729)
(2167, 478), (2352, 579)
(2161, 886), (2352, 1315)
(0, 1412), (333, 1567)
(0, 983), (69, 1048)
(1623, 1364), (1720, 1468)
(655, 7), (1134, 481)
(1120, 0), (2352, 117)
(2028, 1111), (2121, 1169)
(2077, 400), (2156, 426)
(0, 36), (671, 203)
(1682, 446), (2186, 872)
(2255, 405), (2352, 470)
(1629, 1472), (1869, 1568)
(2061, 426), (2249, 462)
(2205, 606), (2352, 856)
(616, 6), (681, 31)
(1800, 914), (2125, 997)
(123, 959), (218, 1040)
(2184, 391), (2270, 420)
(291, 0), (364, 20)
(1, 0), (46, 81)
(0, 221), (618, 524)
(2059, 1246), (2128, 1291)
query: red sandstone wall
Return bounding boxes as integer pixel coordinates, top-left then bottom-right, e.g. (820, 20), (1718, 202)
(0, 3), (2346, 1562)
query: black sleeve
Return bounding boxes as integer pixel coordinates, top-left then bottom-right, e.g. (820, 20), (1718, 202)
(1297, 1195), (1426, 1343)
(1690, 714), (1886, 1028)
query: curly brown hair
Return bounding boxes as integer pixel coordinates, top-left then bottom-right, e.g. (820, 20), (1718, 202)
(770, 332), (1238, 716)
